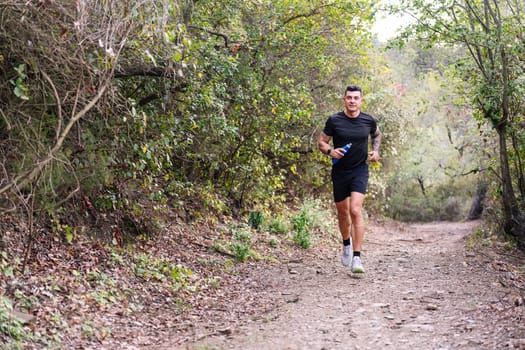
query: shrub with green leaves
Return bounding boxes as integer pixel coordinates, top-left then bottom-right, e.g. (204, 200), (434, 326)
(267, 215), (289, 235)
(230, 242), (251, 262)
(268, 236), (279, 248)
(0, 296), (27, 341)
(133, 254), (194, 290)
(292, 206), (316, 249)
(292, 229), (311, 249)
(230, 229), (253, 262)
(288, 199), (331, 249)
(248, 211), (265, 230)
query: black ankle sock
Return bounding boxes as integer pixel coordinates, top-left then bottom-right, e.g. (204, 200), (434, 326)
(353, 251), (361, 257)
(343, 238), (351, 246)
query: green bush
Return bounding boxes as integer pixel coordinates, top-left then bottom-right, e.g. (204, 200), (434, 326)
(230, 242), (252, 262)
(266, 215), (289, 235)
(268, 236), (279, 248)
(292, 206), (315, 249)
(233, 229), (252, 245)
(0, 296), (27, 341)
(292, 229), (311, 249)
(230, 228), (253, 262)
(248, 211), (265, 230)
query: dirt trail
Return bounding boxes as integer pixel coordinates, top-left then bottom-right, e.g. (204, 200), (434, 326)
(166, 220), (524, 350)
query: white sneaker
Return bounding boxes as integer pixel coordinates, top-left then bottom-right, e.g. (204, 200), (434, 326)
(351, 256), (364, 273)
(341, 244), (352, 266)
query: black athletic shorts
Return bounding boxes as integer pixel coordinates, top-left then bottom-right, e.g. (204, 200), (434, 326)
(331, 163), (369, 202)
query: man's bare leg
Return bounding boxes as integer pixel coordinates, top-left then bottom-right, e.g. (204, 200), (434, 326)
(349, 192), (365, 272)
(335, 197), (351, 241)
(335, 197), (353, 266)
(349, 192), (365, 251)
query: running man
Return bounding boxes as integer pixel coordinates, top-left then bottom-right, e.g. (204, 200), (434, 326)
(318, 85), (381, 273)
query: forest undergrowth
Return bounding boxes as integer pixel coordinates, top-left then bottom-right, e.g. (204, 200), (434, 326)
(1, 206), (524, 349)
(0, 199), (332, 349)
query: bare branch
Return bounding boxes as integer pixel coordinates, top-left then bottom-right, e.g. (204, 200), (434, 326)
(0, 109), (12, 131)
(41, 70), (63, 143)
(189, 25), (230, 48)
(0, 81), (109, 196)
(114, 65), (180, 78)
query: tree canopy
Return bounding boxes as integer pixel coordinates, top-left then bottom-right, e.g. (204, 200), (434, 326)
(1, 0), (393, 225)
(388, 0), (525, 245)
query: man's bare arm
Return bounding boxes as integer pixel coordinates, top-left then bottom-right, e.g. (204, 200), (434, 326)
(318, 131), (332, 155)
(371, 128), (381, 153)
(369, 128), (381, 162)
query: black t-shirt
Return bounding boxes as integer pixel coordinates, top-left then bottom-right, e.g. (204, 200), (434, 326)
(323, 111), (378, 169)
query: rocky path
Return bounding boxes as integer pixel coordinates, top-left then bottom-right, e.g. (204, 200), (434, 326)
(175, 221), (525, 350)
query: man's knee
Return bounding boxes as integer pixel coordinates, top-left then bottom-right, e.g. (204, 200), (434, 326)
(349, 204), (363, 219)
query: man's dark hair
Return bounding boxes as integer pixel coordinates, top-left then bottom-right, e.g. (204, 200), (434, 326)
(345, 85), (362, 95)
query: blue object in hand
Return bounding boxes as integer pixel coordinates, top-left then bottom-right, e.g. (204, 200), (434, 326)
(332, 143), (352, 164)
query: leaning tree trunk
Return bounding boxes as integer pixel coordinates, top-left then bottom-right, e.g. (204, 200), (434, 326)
(467, 183), (487, 220)
(496, 124), (525, 247)
(496, 46), (525, 247)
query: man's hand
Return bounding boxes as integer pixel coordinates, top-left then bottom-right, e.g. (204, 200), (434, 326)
(368, 150), (380, 162)
(332, 147), (346, 159)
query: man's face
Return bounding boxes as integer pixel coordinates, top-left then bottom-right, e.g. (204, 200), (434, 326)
(343, 91), (363, 114)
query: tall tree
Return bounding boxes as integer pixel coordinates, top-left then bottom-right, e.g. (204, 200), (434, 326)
(394, 0), (525, 244)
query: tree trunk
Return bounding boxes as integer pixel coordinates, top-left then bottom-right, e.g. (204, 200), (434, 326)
(467, 183), (487, 220)
(417, 176), (426, 197)
(510, 131), (525, 198)
(496, 124), (525, 247)
(496, 47), (525, 247)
